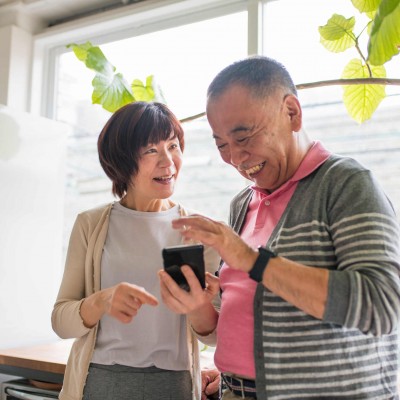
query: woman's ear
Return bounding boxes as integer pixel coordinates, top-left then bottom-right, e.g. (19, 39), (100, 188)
(285, 94), (302, 132)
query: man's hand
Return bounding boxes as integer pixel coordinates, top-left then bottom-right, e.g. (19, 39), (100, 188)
(201, 368), (220, 400)
(172, 215), (258, 272)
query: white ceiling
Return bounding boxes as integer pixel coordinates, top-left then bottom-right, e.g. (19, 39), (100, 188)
(0, 0), (150, 27)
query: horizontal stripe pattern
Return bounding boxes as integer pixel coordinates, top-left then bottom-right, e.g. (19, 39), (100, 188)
(261, 296), (399, 398)
(262, 212), (400, 399)
(231, 155), (400, 399)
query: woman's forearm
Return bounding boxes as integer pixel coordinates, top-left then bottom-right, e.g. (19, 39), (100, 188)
(188, 301), (219, 336)
(80, 290), (109, 328)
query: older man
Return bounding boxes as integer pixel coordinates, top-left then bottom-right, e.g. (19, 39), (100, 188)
(159, 56), (400, 400)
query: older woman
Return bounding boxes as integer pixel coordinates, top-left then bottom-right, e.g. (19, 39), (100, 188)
(52, 102), (219, 400)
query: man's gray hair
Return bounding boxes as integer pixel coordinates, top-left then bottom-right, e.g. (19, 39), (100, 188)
(207, 55), (297, 100)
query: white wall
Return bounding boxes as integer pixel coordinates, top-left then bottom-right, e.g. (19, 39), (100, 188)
(7, 26), (32, 112)
(0, 25), (33, 113)
(0, 104), (68, 349)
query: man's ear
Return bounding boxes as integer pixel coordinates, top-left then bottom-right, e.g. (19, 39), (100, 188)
(285, 95), (302, 132)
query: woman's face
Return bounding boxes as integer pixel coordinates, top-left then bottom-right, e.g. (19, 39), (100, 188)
(129, 135), (183, 203)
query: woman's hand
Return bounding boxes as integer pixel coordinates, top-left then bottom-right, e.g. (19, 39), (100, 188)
(103, 282), (159, 323)
(80, 282), (158, 327)
(159, 267), (219, 314)
(158, 267), (220, 335)
(173, 215), (258, 272)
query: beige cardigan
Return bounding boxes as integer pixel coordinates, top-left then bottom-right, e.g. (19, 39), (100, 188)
(52, 203), (219, 400)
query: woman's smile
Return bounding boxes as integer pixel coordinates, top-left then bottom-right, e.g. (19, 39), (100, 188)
(153, 173), (176, 184)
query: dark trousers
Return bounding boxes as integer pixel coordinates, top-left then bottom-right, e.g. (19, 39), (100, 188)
(83, 363), (192, 400)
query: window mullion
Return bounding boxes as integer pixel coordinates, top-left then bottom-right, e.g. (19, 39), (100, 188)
(247, 0), (263, 56)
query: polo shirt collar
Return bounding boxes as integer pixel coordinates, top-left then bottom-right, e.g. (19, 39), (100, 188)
(252, 141), (331, 197)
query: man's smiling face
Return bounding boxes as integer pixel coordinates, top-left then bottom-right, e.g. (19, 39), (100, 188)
(206, 84), (303, 192)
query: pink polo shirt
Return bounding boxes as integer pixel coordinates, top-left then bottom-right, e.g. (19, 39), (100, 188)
(214, 141), (331, 378)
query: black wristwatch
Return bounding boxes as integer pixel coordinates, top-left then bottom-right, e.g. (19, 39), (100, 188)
(248, 246), (276, 282)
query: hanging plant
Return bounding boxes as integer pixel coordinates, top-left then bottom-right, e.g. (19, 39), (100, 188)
(68, 0), (400, 124)
(318, 0), (400, 123)
(67, 41), (166, 113)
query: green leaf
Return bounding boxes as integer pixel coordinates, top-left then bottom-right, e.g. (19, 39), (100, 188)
(92, 73), (135, 113)
(130, 75), (168, 104)
(131, 76), (155, 102)
(351, 0), (381, 13)
(200, 344), (209, 352)
(341, 59), (386, 123)
(145, 75), (154, 88)
(367, 0), (400, 65)
(67, 41), (92, 62)
(67, 41), (164, 112)
(366, 19), (374, 35)
(365, 10), (377, 19)
(67, 42), (115, 76)
(319, 14), (356, 53)
(68, 41), (135, 112)
(85, 47), (115, 76)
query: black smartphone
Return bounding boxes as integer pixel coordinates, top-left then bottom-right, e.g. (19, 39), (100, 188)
(162, 244), (205, 291)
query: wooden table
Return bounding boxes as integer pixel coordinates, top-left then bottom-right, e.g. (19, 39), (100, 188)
(0, 339), (73, 383)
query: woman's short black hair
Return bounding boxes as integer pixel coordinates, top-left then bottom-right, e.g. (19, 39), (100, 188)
(98, 101), (184, 198)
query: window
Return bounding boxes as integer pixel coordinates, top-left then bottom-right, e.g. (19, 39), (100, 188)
(263, 0), (400, 216)
(47, 0), (400, 257)
(55, 10), (247, 254)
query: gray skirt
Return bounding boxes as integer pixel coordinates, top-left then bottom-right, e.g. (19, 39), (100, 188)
(82, 363), (192, 400)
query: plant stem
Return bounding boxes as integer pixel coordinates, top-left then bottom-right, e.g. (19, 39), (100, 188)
(179, 78), (400, 123)
(296, 77), (400, 90)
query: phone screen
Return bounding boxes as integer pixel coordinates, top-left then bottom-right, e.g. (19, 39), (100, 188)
(162, 244), (205, 291)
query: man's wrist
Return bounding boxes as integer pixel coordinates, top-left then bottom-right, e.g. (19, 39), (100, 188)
(248, 246), (276, 282)
(244, 247), (259, 272)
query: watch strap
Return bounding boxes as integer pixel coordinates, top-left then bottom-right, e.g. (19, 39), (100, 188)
(248, 246), (276, 282)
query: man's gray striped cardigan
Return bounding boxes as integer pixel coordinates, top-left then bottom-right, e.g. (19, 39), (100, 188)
(229, 154), (400, 400)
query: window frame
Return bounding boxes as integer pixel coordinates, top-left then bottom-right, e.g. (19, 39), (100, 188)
(31, 0), (266, 119)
